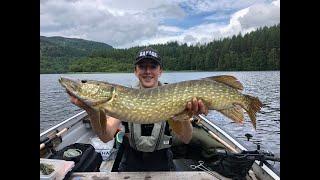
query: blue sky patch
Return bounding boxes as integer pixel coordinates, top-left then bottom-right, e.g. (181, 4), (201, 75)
(161, 9), (235, 29)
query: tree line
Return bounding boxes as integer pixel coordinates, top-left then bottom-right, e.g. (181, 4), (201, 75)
(40, 24), (279, 73)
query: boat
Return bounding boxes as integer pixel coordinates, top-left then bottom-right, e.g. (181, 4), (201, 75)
(40, 111), (280, 180)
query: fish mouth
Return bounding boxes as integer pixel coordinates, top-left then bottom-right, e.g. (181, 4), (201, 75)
(59, 77), (111, 107)
(59, 77), (82, 96)
(59, 77), (80, 89)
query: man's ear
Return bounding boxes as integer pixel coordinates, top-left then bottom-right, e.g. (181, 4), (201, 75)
(134, 68), (138, 77)
(158, 68), (163, 77)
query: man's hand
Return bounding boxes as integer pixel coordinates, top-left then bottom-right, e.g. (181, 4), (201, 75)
(171, 97), (209, 121)
(186, 97), (208, 116)
(170, 97), (207, 144)
(67, 92), (121, 143)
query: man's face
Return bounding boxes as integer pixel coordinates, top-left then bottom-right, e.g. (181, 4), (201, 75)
(134, 60), (162, 88)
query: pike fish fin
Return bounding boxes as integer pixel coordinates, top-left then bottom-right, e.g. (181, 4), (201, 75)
(84, 99), (109, 106)
(218, 105), (244, 124)
(203, 75), (243, 91)
(99, 109), (107, 135)
(86, 108), (107, 137)
(242, 95), (263, 130)
(86, 108), (102, 134)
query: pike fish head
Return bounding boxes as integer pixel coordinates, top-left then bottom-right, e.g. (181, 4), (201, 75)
(59, 77), (115, 106)
(59, 77), (82, 93)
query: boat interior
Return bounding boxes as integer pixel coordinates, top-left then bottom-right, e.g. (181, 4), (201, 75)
(40, 113), (279, 180)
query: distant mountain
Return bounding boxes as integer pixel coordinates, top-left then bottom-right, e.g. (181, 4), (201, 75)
(40, 36), (113, 57)
(40, 36), (113, 73)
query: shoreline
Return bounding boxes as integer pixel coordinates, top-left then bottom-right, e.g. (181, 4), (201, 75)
(40, 70), (280, 75)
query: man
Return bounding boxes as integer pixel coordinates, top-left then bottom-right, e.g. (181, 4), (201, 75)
(69, 47), (208, 171)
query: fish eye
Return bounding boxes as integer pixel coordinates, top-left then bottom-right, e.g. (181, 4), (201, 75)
(81, 80), (87, 83)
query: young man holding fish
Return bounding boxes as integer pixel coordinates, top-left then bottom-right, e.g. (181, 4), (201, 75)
(69, 47), (208, 171)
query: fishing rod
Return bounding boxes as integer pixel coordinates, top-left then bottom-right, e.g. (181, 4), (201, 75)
(215, 148), (280, 162)
(192, 115), (280, 179)
(40, 120), (80, 151)
(192, 115), (280, 163)
(192, 115), (239, 153)
(40, 128), (67, 150)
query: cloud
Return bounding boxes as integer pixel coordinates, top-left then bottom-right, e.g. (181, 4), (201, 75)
(272, 0), (280, 7)
(238, 1), (280, 29)
(179, 0), (265, 14)
(136, 0), (279, 47)
(40, 0), (280, 48)
(220, 0), (280, 36)
(41, 0), (185, 47)
(183, 35), (196, 43)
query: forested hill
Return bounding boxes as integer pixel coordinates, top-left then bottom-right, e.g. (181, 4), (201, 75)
(40, 36), (113, 73)
(40, 36), (113, 57)
(40, 24), (279, 73)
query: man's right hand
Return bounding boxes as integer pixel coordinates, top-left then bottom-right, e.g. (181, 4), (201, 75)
(69, 94), (122, 143)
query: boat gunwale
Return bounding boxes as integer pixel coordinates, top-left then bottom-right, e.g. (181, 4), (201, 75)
(198, 114), (280, 180)
(40, 111), (87, 138)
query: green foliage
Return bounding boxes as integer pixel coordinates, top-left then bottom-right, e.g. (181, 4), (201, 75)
(69, 57), (132, 72)
(40, 24), (280, 73)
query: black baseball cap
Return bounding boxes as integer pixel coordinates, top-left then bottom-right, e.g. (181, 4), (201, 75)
(134, 47), (162, 67)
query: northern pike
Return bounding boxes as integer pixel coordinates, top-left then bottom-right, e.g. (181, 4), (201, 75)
(59, 75), (262, 137)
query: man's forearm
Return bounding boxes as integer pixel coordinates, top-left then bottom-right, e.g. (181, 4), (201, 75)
(176, 121), (193, 144)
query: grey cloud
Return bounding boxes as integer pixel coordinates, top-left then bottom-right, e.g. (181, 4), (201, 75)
(86, 15), (159, 47)
(40, 0), (50, 5)
(183, 35), (197, 43)
(42, 12), (159, 47)
(40, 0), (279, 48)
(238, 3), (280, 29)
(102, 0), (169, 11)
(40, 0), (185, 47)
(148, 4), (186, 19)
(65, 0), (81, 2)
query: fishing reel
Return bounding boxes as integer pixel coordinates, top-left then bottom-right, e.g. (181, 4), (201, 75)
(40, 130), (64, 157)
(243, 133), (280, 166)
(244, 133), (272, 154)
(244, 133), (260, 150)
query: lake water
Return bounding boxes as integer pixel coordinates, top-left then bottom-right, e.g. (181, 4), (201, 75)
(40, 71), (280, 172)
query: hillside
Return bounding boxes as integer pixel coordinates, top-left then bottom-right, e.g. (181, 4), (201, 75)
(40, 36), (113, 73)
(40, 24), (279, 73)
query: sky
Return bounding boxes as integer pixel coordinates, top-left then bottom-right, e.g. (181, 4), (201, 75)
(40, 0), (280, 49)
